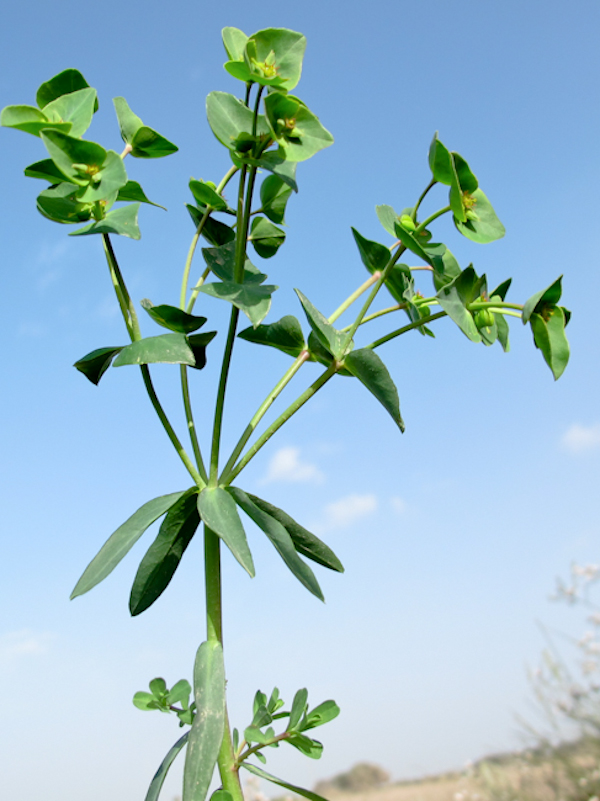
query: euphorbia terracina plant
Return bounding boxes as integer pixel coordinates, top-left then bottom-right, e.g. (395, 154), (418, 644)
(2, 25), (571, 801)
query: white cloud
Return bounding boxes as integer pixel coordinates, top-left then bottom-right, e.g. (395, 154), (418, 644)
(315, 493), (378, 533)
(260, 446), (324, 484)
(390, 496), (407, 514)
(561, 423), (600, 454)
(0, 629), (52, 665)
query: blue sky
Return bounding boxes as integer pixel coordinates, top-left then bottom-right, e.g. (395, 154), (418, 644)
(1, 1), (600, 800)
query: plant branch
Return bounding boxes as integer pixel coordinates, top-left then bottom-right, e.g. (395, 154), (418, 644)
(328, 272), (381, 324)
(366, 310), (447, 349)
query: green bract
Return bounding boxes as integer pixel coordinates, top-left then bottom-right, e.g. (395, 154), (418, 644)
(2, 24), (572, 801)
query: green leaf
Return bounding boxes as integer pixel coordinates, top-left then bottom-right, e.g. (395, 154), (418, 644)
(423, 242), (461, 291)
(300, 700), (340, 731)
(454, 188), (505, 243)
(167, 679), (192, 707)
(241, 763), (330, 801)
(287, 688), (308, 731)
(295, 290), (350, 361)
(43, 87), (97, 138)
(227, 488), (324, 601)
(70, 491), (189, 598)
(428, 133), (453, 185)
(343, 348), (405, 432)
(201, 241), (266, 284)
(244, 494), (343, 572)
(210, 792), (233, 801)
(197, 282), (277, 328)
(375, 204), (400, 237)
(260, 173), (294, 224)
(393, 220), (431, 264)
(435, 266), (483, 342)
(141, 300), (207, 334)
(0, 105), (72, 137)
(114, 97), (178, 158)
(150, 677), (168, 697)
(130, 490), (200, 615)
(206, 91), (269, 150)
(183, 641), (225, 801)
(250, 217), (286, 258)
(197, 488), (255, 576)
(495, 312), (510, 352)
(187, 211), (235, 247)
(188, 332), (217, 370)
(490, 278), (512, 301)
(133, 691), (159, 711)
(36, 69), (95, 110)
(74, 346), (124, 385)
(113, 333), (195, 366)
(117, 180), (166, 209)
(351, 228), (391, 273)
(264, 93), (333, 162)
(189, 179), (229, 212)
(522, 276), (563, 323)
(238, 315), (306, 358)
(77, 150), (128, 203)
(145, 732), (189, 801)
(70, 203), (141, 239)
(222, 27), (248, 61)
(530, 307), (570, 380)
(245, 29), (306, 90)
(36, 183), (93, 224)
(25, 158), (70, 182)
(452, 152), (478, 194)
(40, 130), (107, 185)
(286, 732), (323, 759)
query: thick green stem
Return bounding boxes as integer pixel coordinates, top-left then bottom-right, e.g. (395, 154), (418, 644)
(219, 351), (310, 485)
(226, 365), (336, 484)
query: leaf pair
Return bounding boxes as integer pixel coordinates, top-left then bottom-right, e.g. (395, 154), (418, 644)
(523, 277), (570, 380)
(114, 97), (178, 158)
(223, 27), (306, 91)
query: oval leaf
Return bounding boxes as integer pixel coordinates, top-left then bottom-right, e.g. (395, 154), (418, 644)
(113, 333), (196, 366)
(197, 488), (255, 576)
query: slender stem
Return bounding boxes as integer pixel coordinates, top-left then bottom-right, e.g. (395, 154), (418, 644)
(328, 272), (381, 324)
(187, 268), (211, 314)
(180, 365), (208, 482)
(237, 731), (291, 764)
(226, 365), (336, 484)
(181, 208), (211, 308)
(366, 311), (447, 349)
(412, 178), (436, 219)
(140, 366), (204, 486)
(210, 307), (240, 483)
(410, 265), (433, 271)
(219, 351), (310, 485)
(414, 205), (451, 234)
(103, 234), (141, 340)
(120, 143), (132, 159)
(340, 303), (406, 331)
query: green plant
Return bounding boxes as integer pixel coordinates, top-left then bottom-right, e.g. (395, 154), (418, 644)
(1, 25), (571, 801)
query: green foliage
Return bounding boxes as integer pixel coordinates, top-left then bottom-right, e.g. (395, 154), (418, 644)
(2, 23), (572, 801)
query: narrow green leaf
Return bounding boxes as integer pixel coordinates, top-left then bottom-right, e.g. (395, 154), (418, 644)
(183, 641), (225, 801)
(249, 217), (286, 258)
(145, 732), (189, 801)
(141, 300), (207, 334)
(530, 307), (570, 380)
(197, 488), (255, 576)
(197, 282), (277, 328)
(241, 763), (330, 801)
(245, 494), (344, 572)
(74, 346), (124, 385)
(238, 315), (306, 358)
(117, 180), (166, 209)
(113, 333), (195, 367)
(295, 290), (350, 360)
(344, 349), (405, 432)
(495, 312), (510, 352)
(393, 220), (431, 263)
(300, 700), (340, 731)
(287, 688), (308, 731)
(70, 491), (189, 598)
(130, 491), (200, 616)
(70, 203), (141, 239)
(114, 96), (143, 143)
(43, 87), (97, 138)
(351, 228), (391, 273)
(0, 105), (71, 137)
(435, 267), (483, 342)
(201, 241), (266, 284)
(454, 188), (505, 243)
(227, 488), (324, 600)
(36, 69), (94, 110)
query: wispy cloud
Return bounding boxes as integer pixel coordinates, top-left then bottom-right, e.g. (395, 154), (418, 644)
(0, 629), (52, 666)
(390, 496), (407, 514)
(561, 423), (600, 454)
(260, 446), (324, 484)
(314, 493), (378, 533)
